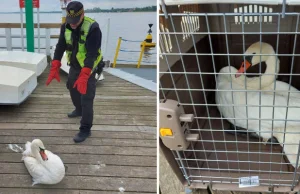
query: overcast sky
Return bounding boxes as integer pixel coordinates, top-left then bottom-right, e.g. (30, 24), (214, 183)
(0, 0), (157, 12)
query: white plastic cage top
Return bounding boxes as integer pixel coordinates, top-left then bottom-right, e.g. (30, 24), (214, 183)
(159, 1), (300, 192)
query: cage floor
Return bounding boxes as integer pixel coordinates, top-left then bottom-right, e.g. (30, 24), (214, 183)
(182, 106), (297, 185)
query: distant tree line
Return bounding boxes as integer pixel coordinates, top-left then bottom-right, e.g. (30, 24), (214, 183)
(85, 6), (156, 13)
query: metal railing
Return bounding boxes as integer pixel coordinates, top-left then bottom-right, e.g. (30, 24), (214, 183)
(0, 23), (60, 56)
(112, 37), (157, 68)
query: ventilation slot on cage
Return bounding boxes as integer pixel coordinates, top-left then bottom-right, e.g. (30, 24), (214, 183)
(179, 5), (200, 42)
(234, 4), (273, 24)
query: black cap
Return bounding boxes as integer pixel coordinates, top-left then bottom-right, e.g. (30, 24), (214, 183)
(66, 1), (84, 24)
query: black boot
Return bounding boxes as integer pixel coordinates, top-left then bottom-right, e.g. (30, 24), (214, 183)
(73, 131), (91, 143)
(67, 110), (82, 118)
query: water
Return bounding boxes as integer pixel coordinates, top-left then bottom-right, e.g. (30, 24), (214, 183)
(0, 12), (157, 65)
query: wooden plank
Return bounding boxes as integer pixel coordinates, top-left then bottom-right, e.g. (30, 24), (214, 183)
(0, 163), (156, 179)
(0, 123), (156, 133)
(17, 104), (154, 109)
(32, 91), (153, 96)
(0, 129), (156, 139)
(28, 94), (156, 100)
(0, 174), (156, 192)
(36, 86), (154, 93)
(25, 96), (155, 103)
(0, 117), (155, 126)
(40, 85), (149, 90)
(0, 109), (156, 116)
(0, 153), (156, 166)
(0, 188), (153, 194)
(20, 101), (156, 106)
(0, 107), (156, 116)
(0, 112), (156, 121)
(1, 104), (156, 111)
(0, 136), (156, 147)
(33, 89), (154, 95)
(34, 86), (152, 92)
(37, 85), (153, 90)
(0, 144), (156, 156)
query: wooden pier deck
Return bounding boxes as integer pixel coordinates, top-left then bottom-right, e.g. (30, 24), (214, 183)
(0, 66), (157, 193)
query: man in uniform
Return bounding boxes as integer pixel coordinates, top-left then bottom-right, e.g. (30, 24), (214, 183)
(46, 1), (103, 143)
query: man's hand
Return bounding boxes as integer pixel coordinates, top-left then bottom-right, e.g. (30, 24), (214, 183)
(73, 67), (92, 94)
(46, 60), (62, 86)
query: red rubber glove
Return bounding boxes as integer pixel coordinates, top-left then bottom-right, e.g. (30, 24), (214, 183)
(73, 67), (92, 95)
(46, 60), (61, 86)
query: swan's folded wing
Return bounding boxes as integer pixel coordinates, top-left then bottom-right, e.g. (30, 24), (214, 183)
(23, 157), (45, 178)
(246, 91), (300, 128)
(263, 81), (300, 98)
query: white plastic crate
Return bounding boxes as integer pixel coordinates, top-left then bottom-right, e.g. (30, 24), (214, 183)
(159, 1), (300, 192)
(0, 51), (47, 77)
(0, 66), (36, 105)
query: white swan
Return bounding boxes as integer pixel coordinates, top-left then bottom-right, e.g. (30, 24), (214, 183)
(216, 42), (300, 168)
(21, 139), (65, 185)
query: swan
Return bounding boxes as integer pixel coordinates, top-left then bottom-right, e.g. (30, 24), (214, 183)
(216, 42), (300, 168)
(21, 139), (65, 185)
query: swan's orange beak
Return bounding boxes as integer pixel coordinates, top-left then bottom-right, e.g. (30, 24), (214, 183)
(235, 60), (252, 78)
(40, 150), (48, 161)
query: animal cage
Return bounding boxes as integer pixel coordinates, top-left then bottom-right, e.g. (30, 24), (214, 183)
(159, 0), (300, 192)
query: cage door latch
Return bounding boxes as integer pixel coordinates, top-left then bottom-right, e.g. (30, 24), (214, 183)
(159, 99), (199, 151)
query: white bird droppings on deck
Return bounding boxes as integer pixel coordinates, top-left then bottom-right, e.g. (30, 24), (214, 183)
(119, 187), (125, 192)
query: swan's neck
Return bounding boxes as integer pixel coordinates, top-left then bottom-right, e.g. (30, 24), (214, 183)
(235, 55), (279, 89)
(31, 144), (43, 163)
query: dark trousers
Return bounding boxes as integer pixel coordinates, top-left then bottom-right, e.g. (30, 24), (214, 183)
(67, 66), (96, 133)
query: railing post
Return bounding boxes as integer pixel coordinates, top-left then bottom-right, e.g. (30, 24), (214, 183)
(137, 41), (146, 68)
(37, 8), (40, 53)
(25, 0), (34, 52)
(112, 37), (122, 68)
(20, 8), (24, 51)
(5, 28), (12, 51)
(105, 18), (110, 56)
(45, 28), (51, 57)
